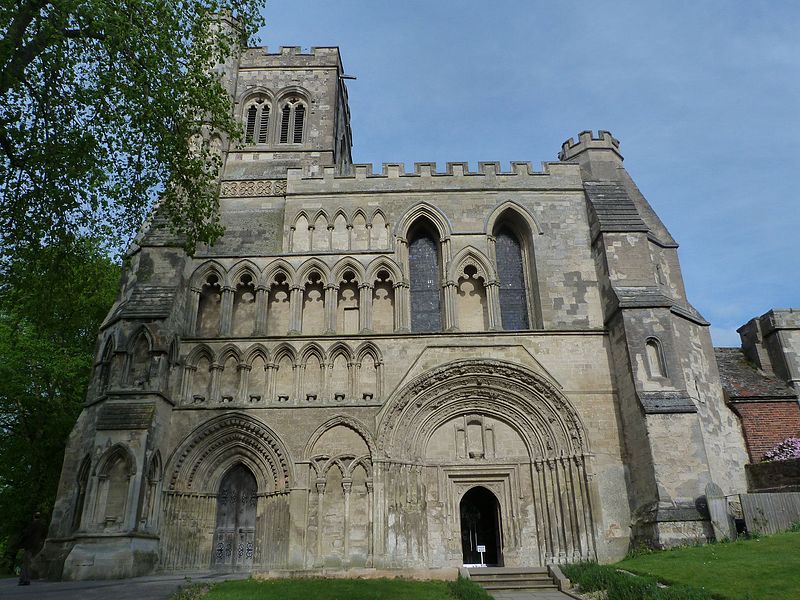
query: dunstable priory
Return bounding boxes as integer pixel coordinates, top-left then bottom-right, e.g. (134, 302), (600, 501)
(40, 30), (800, 580)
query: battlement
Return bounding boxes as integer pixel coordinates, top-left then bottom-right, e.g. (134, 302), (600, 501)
(240, 46), (342, 69)
(559, 130), (622, 162)
(288, 160), (576, 181)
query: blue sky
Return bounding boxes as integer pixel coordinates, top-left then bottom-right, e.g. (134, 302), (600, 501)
(257, 1), (799, 346)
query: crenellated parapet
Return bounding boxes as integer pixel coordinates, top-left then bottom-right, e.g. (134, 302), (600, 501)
(284, 160), (583, 194)
(559, 130), (622, 162)
(239, 46), (343, 69)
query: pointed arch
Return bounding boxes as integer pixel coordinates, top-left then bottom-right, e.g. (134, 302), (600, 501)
(332, 257), (366, 284)
(448, 246), (496, 282)
(395, 201), (452, 241)
(271, 342), (296, 364)
(298, 342), (326, 365)
(295, 257), (331, 287)
(304, 416), (376, 461)
(263, 259), (295, 286)
(485, 201), (543, 236)
(216, 343), (243, 365)
(72, 454), (92, 531)
(126, 326), (153, 387)
(243, 343), (270, 366)
(190, 259), (229, 289)
(328, 341), (355, 363)
(95, 443), (137, 477)
(186, 343), (214, 367)
(230, 259), (262, 288)
(355, 341), (382, 364)
(365, 256), (403, 284)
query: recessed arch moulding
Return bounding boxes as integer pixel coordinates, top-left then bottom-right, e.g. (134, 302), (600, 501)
(373, 359), (599, 568)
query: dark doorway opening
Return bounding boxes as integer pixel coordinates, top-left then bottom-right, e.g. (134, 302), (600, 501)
(460, 486), (503, 566)
(213, 464), (257, 569)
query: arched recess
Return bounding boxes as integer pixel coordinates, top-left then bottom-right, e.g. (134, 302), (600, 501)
(333, 259), (364, 334)
(243, 344), (270, 404)
(271, 343), (296, 402)
(327, 342), (354, 401)
(355, 342), (382, 401)
(485, 203), (543, 329)
(645, 337), (668, 379)
(376, 359), (596, 566)
(370, 210), (390, 249)
(230, 261), (260, 337)
(183, 344), (214, 404)
(126, 327), (153, 388)
(299, 343), (326, 402)
(449, 247), (497, 332)
(190, 261), (227, 336)
(331, 210), (349, 251)
(265, 261), (294, 336)
(304, 417), (375, 568)
(160, 414), (293, 571)
(72, 454), (92, 532)
(366, 258), (402, 333)
(296, 260), (330, 335)
(217, 343), (242, 403)
(97, 338), (115, 394)
(351, 210), (369, 250)
(91, 444), (137, 533)
(139, 451), (162, 531)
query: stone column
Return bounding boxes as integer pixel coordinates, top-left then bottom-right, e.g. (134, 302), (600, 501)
(359, 283), (373, 332)
(324, 284), (338, 334)
(187, 287), (201, 334)
(486, 280), (501, 330)
(366, 479), (374, 566)
(266, 362), (277, 402)
(394, 282), (410, 332)
(342, 477), (353, 563)
(443, 280), (458, 331)
(292, 361), (301, 404)
(219, 287), (234, 335)
(210, 363), (223, 402)
(289, 286), (303, 334)
(314, 479), (326, 566)
(237, 363), (251, 402)
(255, 286), (269, 335)
(180, 364), (195, 404)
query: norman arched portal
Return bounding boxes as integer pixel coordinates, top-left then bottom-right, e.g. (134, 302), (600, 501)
(460, 486), (503, 566)
(376, 359), (597, 566)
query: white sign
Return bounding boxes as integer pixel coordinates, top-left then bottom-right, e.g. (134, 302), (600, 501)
(476, 545), (486, 553)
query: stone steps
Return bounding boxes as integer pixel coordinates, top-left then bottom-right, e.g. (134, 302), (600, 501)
(468, 567), (559, 593)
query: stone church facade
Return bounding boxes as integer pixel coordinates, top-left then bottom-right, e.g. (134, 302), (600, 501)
(40, 36), (759, 580)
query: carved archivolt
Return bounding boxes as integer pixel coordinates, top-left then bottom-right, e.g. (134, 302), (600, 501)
(167, 413), (292, 493)
(377, 359), (588, 461)
(303, 416), (377, 460)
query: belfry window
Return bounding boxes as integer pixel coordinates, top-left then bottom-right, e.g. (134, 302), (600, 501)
(244, 98), (270, 144)
(279, 96), (306, 144)
(408, 219), (442, 332)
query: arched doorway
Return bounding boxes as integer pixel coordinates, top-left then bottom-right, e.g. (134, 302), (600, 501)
(460, 486), (503, 566)
(213, 464), (257, 569)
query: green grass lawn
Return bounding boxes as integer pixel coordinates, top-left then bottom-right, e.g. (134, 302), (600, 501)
(177, 577), (490, 600)
(616, 531), (800, 600)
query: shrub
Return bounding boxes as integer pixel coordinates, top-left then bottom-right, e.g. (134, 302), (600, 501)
(762, 438), (800, 462)
(448, 575), (494, 600)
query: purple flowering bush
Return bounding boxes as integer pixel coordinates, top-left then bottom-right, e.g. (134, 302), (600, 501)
(762, 437), (800, 462)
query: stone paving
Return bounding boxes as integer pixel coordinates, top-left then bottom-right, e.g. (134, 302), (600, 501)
(0, 571), (248, 600)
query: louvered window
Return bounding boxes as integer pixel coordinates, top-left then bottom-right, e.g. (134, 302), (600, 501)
(243, 98), (271, 145)
(245, 104), (257, 143)
(279, 97), (306, 144)
(280, 104), (291, 143)
(257, 106), (270, 144)
(293, 104), (305, 143)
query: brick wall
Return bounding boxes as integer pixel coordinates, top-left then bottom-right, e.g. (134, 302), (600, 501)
(732, 401), (800, 462)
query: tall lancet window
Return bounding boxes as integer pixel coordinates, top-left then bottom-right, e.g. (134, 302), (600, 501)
(279, 96), (306, 144)
(495, 225), (530, 330)
(408, 219), (442, 332)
